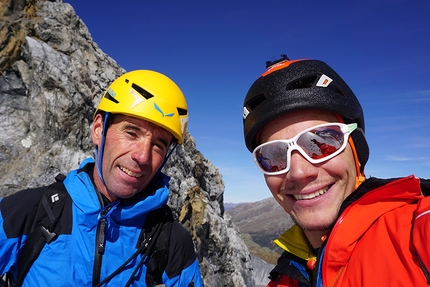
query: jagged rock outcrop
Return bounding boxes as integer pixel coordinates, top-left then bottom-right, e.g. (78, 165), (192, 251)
(251, 256), (275, 287)
(0, 0), (254, 286)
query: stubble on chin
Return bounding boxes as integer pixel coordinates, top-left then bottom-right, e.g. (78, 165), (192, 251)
(291, 216), (335, 232)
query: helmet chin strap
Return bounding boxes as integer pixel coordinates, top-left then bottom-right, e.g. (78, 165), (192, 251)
(95, 112), (110, 186)
(155, 141), (178, 176)
(348, 136), (366, 189)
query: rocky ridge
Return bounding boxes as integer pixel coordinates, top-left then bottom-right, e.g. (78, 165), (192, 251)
(0, 0), (255, 286)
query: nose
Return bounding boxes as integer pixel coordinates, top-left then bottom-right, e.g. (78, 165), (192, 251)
(131, 139), (152, 165)
(285, 150), (318, 182)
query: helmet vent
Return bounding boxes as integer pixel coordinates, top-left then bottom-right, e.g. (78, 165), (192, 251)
(104, 89), (119, 103)
(132, 83), (154, 100)
(245, 93), (267, 111)
(177, 107), (188, 116)
(327, 83), (346, 98)
(286, 75), (347, 98)
(286, 75), (317, 90)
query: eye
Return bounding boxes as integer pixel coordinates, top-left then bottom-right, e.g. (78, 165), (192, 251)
(125, 130), (138, 138)
(151, 143), (167, 157)
(152, 137), (170, 154)
(122, 124), (140, 138)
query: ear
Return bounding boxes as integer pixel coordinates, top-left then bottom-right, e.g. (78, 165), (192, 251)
(91, 114), (104, 147)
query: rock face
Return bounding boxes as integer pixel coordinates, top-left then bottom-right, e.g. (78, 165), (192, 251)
(0, 0), (254, 286)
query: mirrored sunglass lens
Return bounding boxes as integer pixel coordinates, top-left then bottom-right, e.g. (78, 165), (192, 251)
(255, 142), (289, 173)
(297, 126), (344, 160)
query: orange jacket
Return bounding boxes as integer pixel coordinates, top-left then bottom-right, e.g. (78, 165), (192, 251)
(267, 176), (430, 287)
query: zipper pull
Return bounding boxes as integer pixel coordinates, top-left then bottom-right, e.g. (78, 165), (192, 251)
(97, 218), (106, 254)
(307, 259), (317, 270)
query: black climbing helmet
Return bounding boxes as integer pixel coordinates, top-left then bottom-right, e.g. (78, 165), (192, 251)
(242, 55), (369, 172)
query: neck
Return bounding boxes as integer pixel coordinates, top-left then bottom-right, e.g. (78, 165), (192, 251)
(304, 229), (328, 248)
(92, 168), (117, 202)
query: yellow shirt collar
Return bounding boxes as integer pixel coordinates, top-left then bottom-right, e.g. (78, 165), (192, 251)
(274, 224), (317, 261)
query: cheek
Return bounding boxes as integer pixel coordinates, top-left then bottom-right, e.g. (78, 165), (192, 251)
(344, 150), (359, 194)
(340, 146), (357, 177)
(264, 175), (283, 195)
(151, 152), (166, 169)
(264, 175), (290, 210)
(328, 147), (357, 195)
(100, 136), (123, 166)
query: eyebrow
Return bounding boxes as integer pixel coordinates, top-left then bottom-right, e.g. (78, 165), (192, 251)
(158, 137), (170, 149)
(124, 124), (170, 148)
(124, 124), (141, 133)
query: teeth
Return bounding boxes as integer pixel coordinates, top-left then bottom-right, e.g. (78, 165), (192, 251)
(119, 166), (142, 178)
(294, 188), (327, 200)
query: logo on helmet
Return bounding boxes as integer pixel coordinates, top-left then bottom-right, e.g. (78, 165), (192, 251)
(243, 106), (250, 120)
(107, 88), (116, 98)
(316, 74), (333, 87)
(154, 103), (174, 118)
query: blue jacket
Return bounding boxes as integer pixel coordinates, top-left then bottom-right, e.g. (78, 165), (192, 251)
(0, 158), (203, 286)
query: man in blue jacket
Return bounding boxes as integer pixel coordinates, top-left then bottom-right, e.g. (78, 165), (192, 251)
(0, 70), (203, 286)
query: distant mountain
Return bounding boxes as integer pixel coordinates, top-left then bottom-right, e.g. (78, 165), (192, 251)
(224, 202), (241, 211)
(226, 197), (294, 265)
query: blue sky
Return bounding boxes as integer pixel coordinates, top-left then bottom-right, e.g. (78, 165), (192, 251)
(65, 0), (430, 203)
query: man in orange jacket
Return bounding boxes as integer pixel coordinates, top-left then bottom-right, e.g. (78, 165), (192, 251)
(242, 55), (430, 286)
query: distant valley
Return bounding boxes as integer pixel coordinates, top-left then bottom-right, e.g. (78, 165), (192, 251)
(225, 197), (294, 265)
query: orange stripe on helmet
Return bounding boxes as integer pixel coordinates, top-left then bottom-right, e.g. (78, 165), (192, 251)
(261, 59), (304, 77)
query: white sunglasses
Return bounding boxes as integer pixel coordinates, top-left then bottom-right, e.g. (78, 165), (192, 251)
(253, 122), (357, 175)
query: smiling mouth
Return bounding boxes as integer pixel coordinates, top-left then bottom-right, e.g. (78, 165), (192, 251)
(119, 166), (142, 178)
(293, 186), (330, 200)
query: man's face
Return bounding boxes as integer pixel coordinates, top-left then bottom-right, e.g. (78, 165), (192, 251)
(91, 114), (173, 201)
(259, 110), (357, 240)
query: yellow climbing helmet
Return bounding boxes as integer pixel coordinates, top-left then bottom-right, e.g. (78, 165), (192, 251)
(95, 70), (188, 144)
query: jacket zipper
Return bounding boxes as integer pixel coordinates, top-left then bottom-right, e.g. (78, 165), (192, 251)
(92, 205), (111, 286)
(92, 194), (120, 286)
